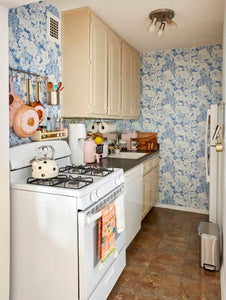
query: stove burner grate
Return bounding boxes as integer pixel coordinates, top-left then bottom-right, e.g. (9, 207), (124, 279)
(27, 174), (93, 189)
(59, 165), (114, 177)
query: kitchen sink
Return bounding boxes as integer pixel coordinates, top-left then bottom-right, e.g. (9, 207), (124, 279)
(108, 152), (148, 159)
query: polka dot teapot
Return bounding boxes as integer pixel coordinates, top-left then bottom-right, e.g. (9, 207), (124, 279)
(30, 145), (59, 179)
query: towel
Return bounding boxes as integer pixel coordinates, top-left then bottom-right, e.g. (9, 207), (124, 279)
(115, 193), (125, 233)
(98, 202), (116, 262)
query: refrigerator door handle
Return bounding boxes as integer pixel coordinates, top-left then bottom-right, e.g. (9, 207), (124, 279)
(205, 109), (211, 182)
(212, 125), (220, 141)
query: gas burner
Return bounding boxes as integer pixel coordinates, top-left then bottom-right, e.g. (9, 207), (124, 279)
(27, 174), (93, 189)
(59, 165), (85, 175)
(27, 174), (68, 186)
(59, 165), (114, 177)
(65, 175), (93, 189)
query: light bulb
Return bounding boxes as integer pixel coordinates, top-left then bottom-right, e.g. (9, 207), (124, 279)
(166, 18), (177, 31)
(157, 22), (165, 38)
(148, 17), (157, 34)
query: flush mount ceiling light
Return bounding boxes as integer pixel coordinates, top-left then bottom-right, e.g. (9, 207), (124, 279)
(148, 8), (177, 38)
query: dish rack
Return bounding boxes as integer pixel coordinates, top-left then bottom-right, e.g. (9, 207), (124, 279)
(31, 129), (68, 141)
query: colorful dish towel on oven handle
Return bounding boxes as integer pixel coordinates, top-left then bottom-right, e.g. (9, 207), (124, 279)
(98, 202), (116, 263)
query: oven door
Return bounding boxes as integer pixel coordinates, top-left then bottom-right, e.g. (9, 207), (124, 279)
(78, 187), (125, 300)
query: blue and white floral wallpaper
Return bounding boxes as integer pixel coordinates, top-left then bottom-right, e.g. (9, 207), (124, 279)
(9, 0), (61, 147)
(121, 44), (222, 211)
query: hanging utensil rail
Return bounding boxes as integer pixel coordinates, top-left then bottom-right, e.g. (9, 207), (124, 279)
(9, 67), (48, 80)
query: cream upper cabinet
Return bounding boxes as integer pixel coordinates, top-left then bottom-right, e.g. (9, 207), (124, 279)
(122, 41), (141, 119)
(121, 42), (131, 117)
(89, 14), (108, 115)
(107, 29), (122, 117)
(61, 7), (140, 119)
(131, 50), (141, 118)
(61, 7), (90, 118)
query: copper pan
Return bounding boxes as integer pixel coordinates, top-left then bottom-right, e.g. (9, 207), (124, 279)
(9, 75), (24, 128)
(13, 78), (39, 138)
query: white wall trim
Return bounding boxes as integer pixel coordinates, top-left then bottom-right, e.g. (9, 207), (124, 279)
(221, 263), (226, 300)
(220, 263), (226, 300)
(222, 0), (226, 299)
(154, 203), (209, 215)
(0, 4), (9, 300)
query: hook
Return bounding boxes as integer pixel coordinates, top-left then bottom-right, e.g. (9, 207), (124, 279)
(37, 75), (42, 82)
(12, 70), (19, 78)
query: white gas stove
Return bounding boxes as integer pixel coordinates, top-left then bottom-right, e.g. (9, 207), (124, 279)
(10, 140), (126, 300)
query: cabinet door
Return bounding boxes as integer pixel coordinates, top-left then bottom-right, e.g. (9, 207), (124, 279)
(142, 174), (148, 220)
(89, 14), (108, 115)
(151, 166), (159, 207)
(142, 160), (159, 221)
(146, 171), (153, 212)
(121, 42), (131, 117)
(108, 30), (121, 116)
(142, 172), (152, 220)
(130, 50), (141, 118)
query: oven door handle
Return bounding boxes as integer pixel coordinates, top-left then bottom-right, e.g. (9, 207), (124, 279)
(86, 211), (102, 224)
(85, 191), (125, 225)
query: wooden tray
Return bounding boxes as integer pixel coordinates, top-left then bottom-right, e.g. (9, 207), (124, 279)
(31, 129), (68, 141)
(132, 132), (157, 150)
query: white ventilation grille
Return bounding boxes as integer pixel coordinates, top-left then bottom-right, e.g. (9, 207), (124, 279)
(47, 12), (61, 44)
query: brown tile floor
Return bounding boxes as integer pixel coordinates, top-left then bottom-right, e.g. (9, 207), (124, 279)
(108, 207), (221, 300)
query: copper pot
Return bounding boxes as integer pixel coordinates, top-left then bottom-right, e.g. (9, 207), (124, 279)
(13, 78), (39, 138)
(9, 75), (24, 128)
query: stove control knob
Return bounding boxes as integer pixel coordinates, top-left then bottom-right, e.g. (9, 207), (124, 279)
(96, 189), (103, 199)
(115, 177), (121, 186)
(119, 174), (125, 184)
(90, 192), (97, 203)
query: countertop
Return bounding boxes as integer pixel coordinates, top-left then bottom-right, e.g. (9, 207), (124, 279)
(90, 149), (160, 172)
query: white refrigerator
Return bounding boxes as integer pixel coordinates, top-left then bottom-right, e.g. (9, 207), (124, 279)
(205, 103), (224, 225)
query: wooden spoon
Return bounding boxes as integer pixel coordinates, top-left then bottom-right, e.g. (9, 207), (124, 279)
(56, 82), (62, 92)
(47, 81), (54, 92)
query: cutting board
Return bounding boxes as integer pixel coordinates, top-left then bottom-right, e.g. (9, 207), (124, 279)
(132, 132), (157, 151)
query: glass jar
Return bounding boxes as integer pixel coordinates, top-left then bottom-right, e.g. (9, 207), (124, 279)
(59, 118), (64, 136)
(41, 126), (47, 139)
(55, 118), (60, 131)
(46, 117), (52, 131)
(59, 118), (64, 131)
(46, 117), (53, 137)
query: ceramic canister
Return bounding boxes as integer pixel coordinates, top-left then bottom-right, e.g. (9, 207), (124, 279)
(84, 138), (97, 163)
(121, 131), (138, 150)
